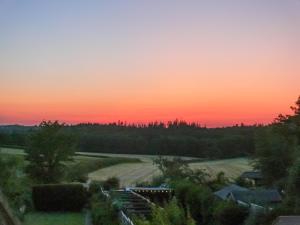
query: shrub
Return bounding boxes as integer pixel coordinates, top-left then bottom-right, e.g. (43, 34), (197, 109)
(102, 177), (120, 190)
(89, 181), (103, 195)
(172, 180), (215, 224)
(134, 198), (196, 225)
(213, 201), (249, 225)
(91, 193), (119, 225)
(66, 163), (89, 183)
(32, 184), (87, 211)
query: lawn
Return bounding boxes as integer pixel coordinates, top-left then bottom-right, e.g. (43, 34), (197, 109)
(24, 212), (85, 225)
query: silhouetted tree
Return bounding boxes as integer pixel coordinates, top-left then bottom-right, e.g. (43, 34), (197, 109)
(25, 121), (75, 183)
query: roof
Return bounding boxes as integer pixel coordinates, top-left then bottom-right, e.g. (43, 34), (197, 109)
(214, 184), (249, 200)
(231, 189), (282, 206)
(240, 171), (263, 180)
(273, 216), (300, 225)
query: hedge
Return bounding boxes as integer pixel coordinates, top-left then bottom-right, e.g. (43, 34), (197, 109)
(32, 183), (87, 211)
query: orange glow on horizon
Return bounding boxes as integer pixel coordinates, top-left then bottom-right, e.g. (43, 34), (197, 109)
(1, 1), (299, 126)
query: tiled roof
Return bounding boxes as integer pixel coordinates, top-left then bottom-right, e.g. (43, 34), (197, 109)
(214, 184), (249, 200)
(231, 189), (282, 205)
(273, 216), (300, 225)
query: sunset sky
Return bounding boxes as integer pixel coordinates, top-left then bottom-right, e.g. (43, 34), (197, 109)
(1, 0), (300, 127)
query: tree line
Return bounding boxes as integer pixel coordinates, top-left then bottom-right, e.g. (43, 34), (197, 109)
(0, 121), (260, 159)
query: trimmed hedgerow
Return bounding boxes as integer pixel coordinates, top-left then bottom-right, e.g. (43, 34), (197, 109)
(32, 184), (87, 212)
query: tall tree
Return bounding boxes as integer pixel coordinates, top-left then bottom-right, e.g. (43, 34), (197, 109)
(254, 128), (295, 185)
(254, 96), (300, 186)
(285, 158), (300, 213)
(25, 121), (75, 183)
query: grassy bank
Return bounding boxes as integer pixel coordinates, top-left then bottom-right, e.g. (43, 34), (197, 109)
(24, 212), (84, 225)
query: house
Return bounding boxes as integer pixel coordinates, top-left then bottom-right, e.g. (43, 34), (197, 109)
(240, 171), (264, 186)
(214, 184), (249, 200)
(228, 189), (282, 212)
(215, 184), (282, 213)
(272, 216), (300, 225)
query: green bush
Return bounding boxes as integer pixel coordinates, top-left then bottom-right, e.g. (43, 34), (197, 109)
(66, 163), (89, 183)
(134, 198), (196, 225)
(102, 177), (120, 190)
(172, 180), (215, 224)
(32, 184), (87, 211)
(89, 181), (103, 195)
(91, 194), (119, 225)
(213, 201), (249, 225)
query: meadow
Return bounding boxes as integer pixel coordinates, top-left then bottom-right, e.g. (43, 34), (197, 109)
(1, 147), (252, 187)
(24, 212), (84, 225)
(0, 147), (141, 174)
(88, 155), (252, 186)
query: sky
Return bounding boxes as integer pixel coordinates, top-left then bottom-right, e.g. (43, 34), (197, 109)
(1, 0), (300, 127)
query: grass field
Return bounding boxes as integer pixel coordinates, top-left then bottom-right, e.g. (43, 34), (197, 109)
(1, 147), (253, 187)
(24, 212), (84, 225)
(89, 157), (252, 187)
(0, 147), (141, 169)
(0, 147), (25, 155)
(189, 157), (252, 178)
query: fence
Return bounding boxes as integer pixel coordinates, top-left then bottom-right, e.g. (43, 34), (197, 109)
(119, 210), (135, 225)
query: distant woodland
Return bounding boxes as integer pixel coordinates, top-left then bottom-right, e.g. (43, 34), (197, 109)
(0, 121), (261, 159)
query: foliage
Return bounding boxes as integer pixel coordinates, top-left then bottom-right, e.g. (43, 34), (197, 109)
(254, 128), (295, 186)
(154, 156), (209, 184)
(102, 177), (120, 190)
(89, 181), (103, 195)
(253, 95), (300, 222)
(254, 96), (300, 187)
(66, 163), (89, 183)
(171, 180), (216, 225)
(284, 158), (300, 213)
(187, 185), (215, 224)
(208, 171), (230, 190)
(213, 201), (249, 225)
(234, 176), (252, 188)
(25, 121), (76, 183)
(134, 198), (196, 225)
(32, 184), (87, 211)
(91, 193), (119, 225)
(164, 198), (186, 225)
(1, 121), (257, 159)
(0, 153), (31, 216)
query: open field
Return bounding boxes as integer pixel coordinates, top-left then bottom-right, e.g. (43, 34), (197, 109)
(24, 212), (84, 225)
(0, 147), (141, 166)
(76, 152), (200, 162)
(189, 158), (252, 178)
(1, 147), (253, 186)
(0, 147), (25, 155)
(1, 147), (196, 162)
(89, 157), (252, 187)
